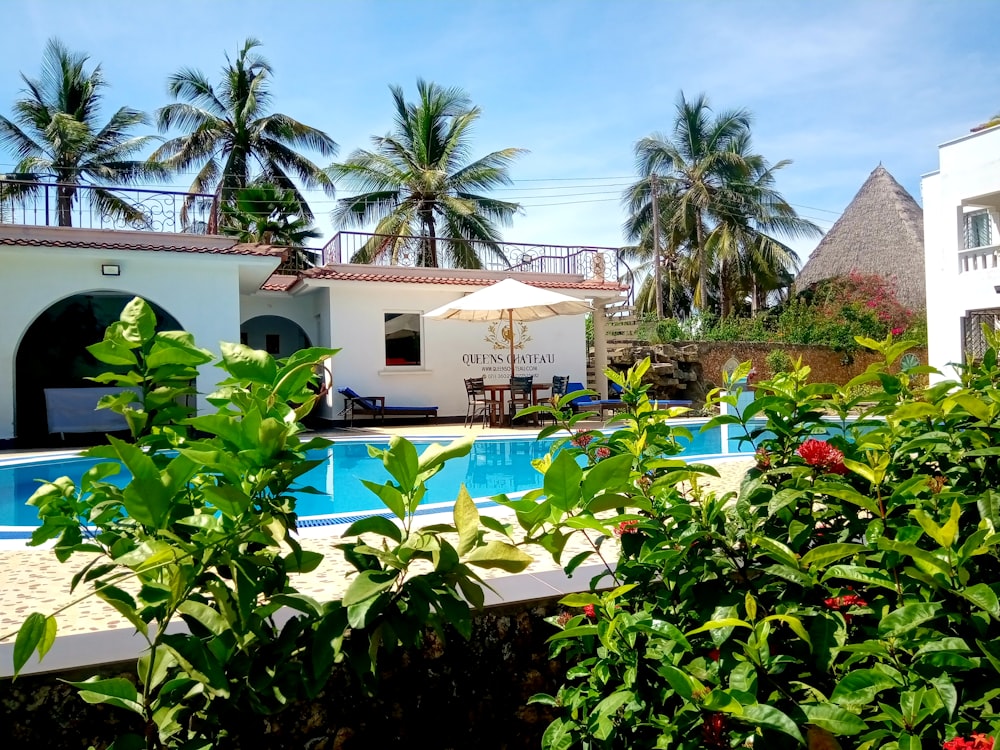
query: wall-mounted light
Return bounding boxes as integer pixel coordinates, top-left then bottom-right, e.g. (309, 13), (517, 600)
(101, 264), (120, 276)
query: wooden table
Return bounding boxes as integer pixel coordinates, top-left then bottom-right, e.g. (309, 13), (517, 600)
(483, 382), (551, 427)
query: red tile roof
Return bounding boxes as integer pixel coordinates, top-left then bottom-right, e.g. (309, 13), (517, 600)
(0, 236), (284, 257)
(261, 273), (301, 292)
(304, 265), (628, 292)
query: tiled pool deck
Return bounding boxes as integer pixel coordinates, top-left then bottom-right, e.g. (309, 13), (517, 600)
(0, 422), (753, 676)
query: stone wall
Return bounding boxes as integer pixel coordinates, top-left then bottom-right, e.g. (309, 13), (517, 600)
(603, 341), (928, 401)
(1, 599), (566, 750)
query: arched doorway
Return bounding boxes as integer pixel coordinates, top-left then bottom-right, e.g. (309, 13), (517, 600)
(15, 292), (182, 447)
(240, 315), (311, 358)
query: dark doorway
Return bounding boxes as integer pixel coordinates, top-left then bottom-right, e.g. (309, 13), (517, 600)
(15, 293), (182, 447)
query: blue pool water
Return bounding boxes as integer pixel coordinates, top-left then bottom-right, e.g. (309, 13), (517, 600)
(0, 422), (766, 531)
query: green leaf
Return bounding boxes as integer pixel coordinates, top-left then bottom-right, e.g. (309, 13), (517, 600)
(417, 436), (474, 475)
(544, 449), (583, 512)
(686, 618), (753, 636)
(177, 601), (227, 636)
(219, 341), (277, 384)
(822, 565), (897, 590)
(383, 436), (419, 494)
(146, 330), (213, 367)
(877, 602), (942, 638)
(962, 583), (1000, 619)
(541, 717), (578, 750)
(454, 485), (480, 557)
(86, 338), (138, 366)
(465, 541), (533, 572)
(831, 669), (901, 707)
(109, 436), (170, 527)
(911, 503), (961, 548)
(582, 454), (633, 499)
(13, 612), (52, 674)
(801, 543), (866, 569)
(743, 704), (804, 744)
(343, 515), (403, 543)
(65, 677), (143, 714)
(763, 614), (811, 648)
(360, 480), (406, 521)
(801, 704), (867, 735)
(342, 570), (396, 608)
(202, 485), (253, 518)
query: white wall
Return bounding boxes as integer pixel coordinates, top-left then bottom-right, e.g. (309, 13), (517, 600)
(0, 246), (248, 440)
(923, 126), (1000, 380)
(321, 281), (590, 420)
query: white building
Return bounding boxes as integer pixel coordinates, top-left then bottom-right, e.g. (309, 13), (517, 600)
(922, 124), (1000, 378)
(0, 192), (627, 446)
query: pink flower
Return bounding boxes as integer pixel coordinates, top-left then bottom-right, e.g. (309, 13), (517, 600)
(798, 439), (847, 475)
(595, 446), (611, 460)
(571, 430), (593, 448)
(583, 604), (596, 619)
(891, 326), (905, 336)
(754, 446), (771, 471)
(614, 520), (639, 537)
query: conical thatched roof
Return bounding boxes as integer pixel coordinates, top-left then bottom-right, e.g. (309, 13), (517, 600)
(795, 165), (925, 309)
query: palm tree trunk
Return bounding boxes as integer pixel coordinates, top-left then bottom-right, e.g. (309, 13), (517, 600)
(695, 215), (707, 313)
(420, 211), (438, 267)
(57, 183), (74, 227)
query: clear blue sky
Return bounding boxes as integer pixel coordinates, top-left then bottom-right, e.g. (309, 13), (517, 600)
(3, 0), (999, 264)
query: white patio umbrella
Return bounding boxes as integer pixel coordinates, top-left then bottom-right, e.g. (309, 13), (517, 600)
(424, 277), (593, 378)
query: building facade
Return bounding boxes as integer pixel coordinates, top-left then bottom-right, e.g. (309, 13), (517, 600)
(922, 124), (1000, 378)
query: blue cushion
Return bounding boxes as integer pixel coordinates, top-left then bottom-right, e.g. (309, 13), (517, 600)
(338, 387), (378, 411)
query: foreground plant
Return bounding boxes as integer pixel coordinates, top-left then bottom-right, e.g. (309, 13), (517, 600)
(8, 297), (529, 749)
(529, 337), (1000, 748)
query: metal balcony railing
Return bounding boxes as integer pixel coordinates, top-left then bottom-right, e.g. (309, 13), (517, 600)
(320, 231), (629, 282)
(0, 178), (218, 234)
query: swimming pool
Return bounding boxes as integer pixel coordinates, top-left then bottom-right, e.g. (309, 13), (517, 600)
(0, 421), (765, 536)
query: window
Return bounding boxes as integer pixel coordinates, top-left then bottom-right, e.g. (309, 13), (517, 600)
(384, 313), (422, 367)
(965, 210), (992, 249)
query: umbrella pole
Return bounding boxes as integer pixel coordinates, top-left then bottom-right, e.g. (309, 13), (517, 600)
(508, 308), (515, 379)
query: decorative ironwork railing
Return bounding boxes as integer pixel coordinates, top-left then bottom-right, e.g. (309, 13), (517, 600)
(321, 231), (630, 283)
(0, 178), (218, 234)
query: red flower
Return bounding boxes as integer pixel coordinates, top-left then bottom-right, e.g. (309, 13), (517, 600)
(824, 594), (868, 610)
(571, 430), (594, 448)
(595, 446), (612, 460)
(944, 735), (995, 750)
(708, 648), (720, 662)
(891, 326), (905, 336)
(798, 439), (847, 475)
(583, 604), (596, 619)
(702, 713), (727, 747)
(614, 519), (640, 537)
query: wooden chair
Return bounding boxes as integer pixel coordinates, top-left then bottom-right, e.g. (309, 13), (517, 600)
(508, 375), (537, 426)
(464, 377), (491, 428)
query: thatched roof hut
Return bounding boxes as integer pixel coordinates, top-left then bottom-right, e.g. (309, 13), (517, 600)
(795, 165), (925, 310)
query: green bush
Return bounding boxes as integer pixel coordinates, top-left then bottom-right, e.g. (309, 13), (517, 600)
(525, 337), (1000, 749)
(765, 347), (794, 375)
(12, 298), (530, 748)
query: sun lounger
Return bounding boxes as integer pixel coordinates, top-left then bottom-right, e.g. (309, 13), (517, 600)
(568, 382), (692, 417)
(338, 387), (438, 426)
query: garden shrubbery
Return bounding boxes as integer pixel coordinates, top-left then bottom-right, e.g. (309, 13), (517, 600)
(637, 272), (927, 353)
(523, 334), (1000, 748)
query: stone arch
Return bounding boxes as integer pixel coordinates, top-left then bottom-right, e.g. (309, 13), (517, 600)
(14, 292), (182, 446)
(239, 315), (312, 358)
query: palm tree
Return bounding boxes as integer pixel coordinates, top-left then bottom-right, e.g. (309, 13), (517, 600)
(0, 38), (164, 227)
(220, 183), (321, 268)
(625, 92), (819, 316)
(152, 38), (337, 227)
(329, 79), (526, 268)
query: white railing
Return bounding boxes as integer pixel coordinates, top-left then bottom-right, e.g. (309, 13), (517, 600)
(959, 244), (1000, 273)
